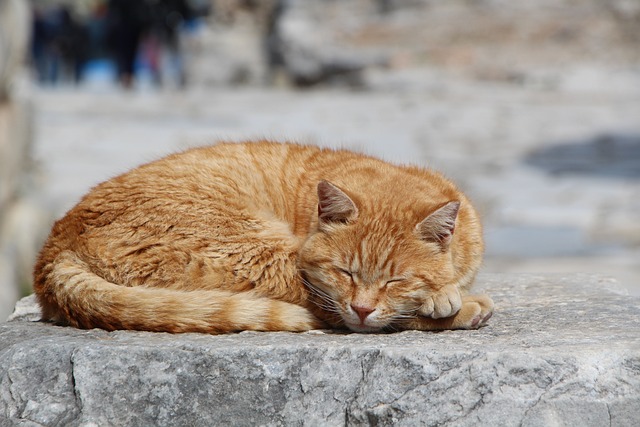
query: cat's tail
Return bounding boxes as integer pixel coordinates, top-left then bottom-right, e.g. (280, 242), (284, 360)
(34, 250), (322, 333)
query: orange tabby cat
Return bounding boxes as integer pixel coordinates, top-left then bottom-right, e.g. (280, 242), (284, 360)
(33, 141), (493, 334)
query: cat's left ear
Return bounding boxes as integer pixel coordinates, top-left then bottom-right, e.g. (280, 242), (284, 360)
(415, 201), (460, 249)
(317, 180), (358, 225)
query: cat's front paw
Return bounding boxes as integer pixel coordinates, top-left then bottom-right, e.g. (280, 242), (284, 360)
(395, 294), (493, 331)
(454, 294), (494, 329)
(417, 284), (462, 319)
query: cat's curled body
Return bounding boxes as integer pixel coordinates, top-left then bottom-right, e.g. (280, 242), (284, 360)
(34, 141), (493, 334)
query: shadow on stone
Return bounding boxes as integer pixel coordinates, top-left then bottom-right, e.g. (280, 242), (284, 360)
(524, 133), (640, 179)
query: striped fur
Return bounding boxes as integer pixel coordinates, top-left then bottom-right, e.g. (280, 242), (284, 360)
(34, 141), (492, 333)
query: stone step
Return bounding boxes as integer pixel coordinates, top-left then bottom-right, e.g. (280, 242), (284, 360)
(1, 273), (639, 426)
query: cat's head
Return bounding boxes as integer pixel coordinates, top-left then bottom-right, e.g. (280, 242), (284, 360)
(299, 180), (461, 332)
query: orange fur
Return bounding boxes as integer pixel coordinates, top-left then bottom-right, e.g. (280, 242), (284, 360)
(33, 141), (493, 333)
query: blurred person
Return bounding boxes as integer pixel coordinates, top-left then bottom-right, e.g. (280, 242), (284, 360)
(31, 5), (88, 85)
(107, 0), (151, 88)
(55, 7), (89, 84)
(31, 7), (48, 83)
(31, 5), (62, 84)
(149, 0), (192, 88)
(106, 0), (193, 89)
(86, 2), (110, 61)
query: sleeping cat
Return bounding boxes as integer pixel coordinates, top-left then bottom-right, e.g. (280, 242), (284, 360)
(33, 141), (493, 334)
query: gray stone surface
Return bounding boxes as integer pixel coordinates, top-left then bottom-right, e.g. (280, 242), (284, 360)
(1, 274), (639, 426)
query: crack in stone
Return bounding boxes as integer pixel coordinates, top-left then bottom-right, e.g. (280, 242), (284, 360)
(518, 379), (555, 427)
(5, 354), (27, 421)
(362, 353), (453, 425)
(69, 349), (84, 424)
(456, 360), (492, 422)
(17, 416), (47, 427)
(345, 350), (388, 425)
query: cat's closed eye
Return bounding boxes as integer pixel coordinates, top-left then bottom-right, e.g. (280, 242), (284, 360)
(382, 278), (405, 289)
(337, 268), (354, 280)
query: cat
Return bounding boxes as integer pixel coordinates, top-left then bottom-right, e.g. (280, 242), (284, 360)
(33, 141), (493, 334)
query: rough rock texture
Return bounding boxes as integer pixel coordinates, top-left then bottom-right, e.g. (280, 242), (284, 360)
(1, 274), (639, 426)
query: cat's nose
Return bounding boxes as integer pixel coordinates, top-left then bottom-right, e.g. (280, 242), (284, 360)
(351, 304), (375, 323)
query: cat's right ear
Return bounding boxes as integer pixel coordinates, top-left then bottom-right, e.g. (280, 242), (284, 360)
(415, 200), (460, 250)
(317, 180), (358, 226)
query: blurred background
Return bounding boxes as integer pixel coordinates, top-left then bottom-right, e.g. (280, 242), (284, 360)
(1, 0), (639, 321)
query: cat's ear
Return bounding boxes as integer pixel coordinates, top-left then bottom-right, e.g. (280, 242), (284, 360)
(415, 201), (460, 249)
(317, 180), (358, 225)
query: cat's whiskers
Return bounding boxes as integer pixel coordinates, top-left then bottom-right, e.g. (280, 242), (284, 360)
(300, 276), (341, 315)
(383, 312), (419, 333)
(389, 310), (419, 328)
(300, 278), (344, 327)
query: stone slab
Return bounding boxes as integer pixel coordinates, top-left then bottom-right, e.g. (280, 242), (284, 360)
(1, 273), (639, 426)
